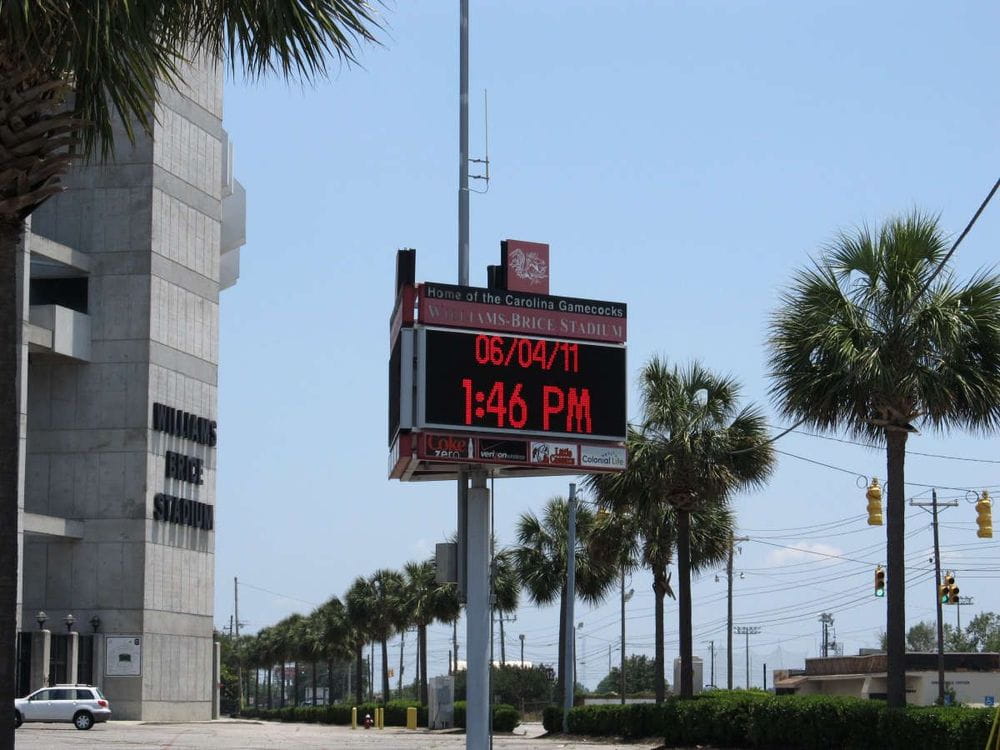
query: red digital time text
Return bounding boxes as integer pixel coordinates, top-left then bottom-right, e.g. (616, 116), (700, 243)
(461, 379), (593, 434)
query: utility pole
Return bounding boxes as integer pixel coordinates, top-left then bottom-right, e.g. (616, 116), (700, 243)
(911, 489), (957, 705)
(519, 634), (525, 667)
(735, 626), (761, 689)
(235, 577), (243, 712)
(957, 596), (974, 631)
(707, 641), (715, 687)
(727, 535), (749, 690)
(818, 613), (834, 657)
(562, 483), (577, 733)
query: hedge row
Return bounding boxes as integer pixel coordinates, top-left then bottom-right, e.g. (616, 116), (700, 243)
(242, 699), (520, 732)
(541, 692), (997, 749)
(241, 700), (426, 727)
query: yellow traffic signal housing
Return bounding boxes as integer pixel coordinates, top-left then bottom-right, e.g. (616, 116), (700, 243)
(866, 478), (883, 526)
(977, 490), (993, 539)
(941, 572), (957, 604)
(874, 565), (886, 597)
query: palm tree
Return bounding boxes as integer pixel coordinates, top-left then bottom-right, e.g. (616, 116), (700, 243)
(491, 548), (521, 666)
(403, 559), (460, 705)
(512, 496), (616, 701)
(345, 577), (374, 706)
(0, 5), (382, 741)
(314, 597), (350, 704)
(588, 450), (737, 701)
(624, 359), (773, 698)
(767, 211), (1000, 707)
(348, 570), (404, 703)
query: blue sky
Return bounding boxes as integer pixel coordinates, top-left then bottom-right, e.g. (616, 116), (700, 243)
(214, 1), (1000, 690)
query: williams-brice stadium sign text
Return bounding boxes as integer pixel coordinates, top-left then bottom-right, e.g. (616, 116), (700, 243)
(418, 282), (626, 344)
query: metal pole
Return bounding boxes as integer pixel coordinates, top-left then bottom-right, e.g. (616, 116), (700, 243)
(745, 629), (750, 689)
(726, 537), (734, 690)
(563, 484), (577, 732)
(235, 577), (242, 711)
(932, 489), (946, 705)
(620, 568), (625, 704)
(466, 471), (490, 749)
(709, 641), (715, 687)
(458, 0), (469, 285)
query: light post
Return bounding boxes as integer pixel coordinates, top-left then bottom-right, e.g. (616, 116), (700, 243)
(519, 634), (525, 666)
(89, 616), (101, 633)
(36, 611), (47, 629)
(64, 613), (75, 632)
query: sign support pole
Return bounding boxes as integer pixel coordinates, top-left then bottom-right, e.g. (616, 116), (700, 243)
(562, 483), (577, 731)
(466, 471), (490, 748)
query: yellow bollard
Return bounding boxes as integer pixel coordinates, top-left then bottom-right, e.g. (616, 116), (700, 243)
(351, 706), (357, 730)
(406, 706), (417, 730)
(378, 706), (385, 729)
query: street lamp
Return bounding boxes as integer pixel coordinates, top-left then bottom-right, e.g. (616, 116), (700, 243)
(89, 615), (101, 633)
(36, 611), (47, 629)
(64, 613), (75, 632)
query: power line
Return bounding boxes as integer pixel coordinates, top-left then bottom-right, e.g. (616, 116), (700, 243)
(770, 424), (1000, 465)
(901, 176), (1000, 317)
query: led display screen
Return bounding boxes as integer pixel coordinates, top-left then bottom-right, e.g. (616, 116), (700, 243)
(420, 328), (626, 441)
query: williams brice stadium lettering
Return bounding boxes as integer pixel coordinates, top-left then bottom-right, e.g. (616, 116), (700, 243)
(151, 402), (216, 530)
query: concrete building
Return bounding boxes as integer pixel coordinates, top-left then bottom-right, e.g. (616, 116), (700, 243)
(13, 58), (245, 720)
(773, 652), (1000, 706)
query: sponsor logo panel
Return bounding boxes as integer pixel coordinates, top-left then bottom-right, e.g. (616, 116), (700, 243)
(530, 441), (578, 466)
(580, 444), (627, 469)
(477, 439), (529, 463)
(422, 433), (475, 459)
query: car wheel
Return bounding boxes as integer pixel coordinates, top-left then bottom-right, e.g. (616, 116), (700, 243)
(73, 711), (94, 730)
(13, 710), (22, 729)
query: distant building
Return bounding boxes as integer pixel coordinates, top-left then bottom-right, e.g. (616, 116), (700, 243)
(773, 652), (1000, 706)
(14, 57), (245, 720)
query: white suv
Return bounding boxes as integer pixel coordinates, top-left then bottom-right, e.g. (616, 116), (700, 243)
(14, 685), (111, 730)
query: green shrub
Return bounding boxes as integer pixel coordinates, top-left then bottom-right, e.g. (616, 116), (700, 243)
(539, 693), (997, 750)
(493, 704), (521, 732)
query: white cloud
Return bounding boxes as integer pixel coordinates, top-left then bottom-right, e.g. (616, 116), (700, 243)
(766, 541), (844, 566)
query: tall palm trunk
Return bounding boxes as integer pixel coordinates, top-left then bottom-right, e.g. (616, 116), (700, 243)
(886, 429), (908, 707)
(280, 664), (286, 707)
(677, 509), (693, 697)
(267, 666), (272, 709)
(555, 582), (567, 702)
(499, 617), (506, 665)
(397, 631), (405, 697)
(354, 644), (364, 705)
(380, 638), (389, 703)
(327, 659), (334, 705)
(652, 567), (668, 703)
(0, 218), (23, 749)
(418, 624), (429, 705)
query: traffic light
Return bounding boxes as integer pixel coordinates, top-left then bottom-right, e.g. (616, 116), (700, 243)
(977, 490), (993, 539)
(866, 478), (883, 526)
(940, 572), (958, 604)
(874, 565), (885, 597)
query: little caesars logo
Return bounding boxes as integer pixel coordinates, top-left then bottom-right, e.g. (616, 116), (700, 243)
(425, 434), (474, 459)
(580, 445), (627, 469)
(530, 442), (577, 466)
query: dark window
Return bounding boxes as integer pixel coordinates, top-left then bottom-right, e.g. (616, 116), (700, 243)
(48, 689), (72, 700)
(48, 633), (68, 686)
(30, 277), (88, 313)
(77, 635), (94, 685)
(15, 632), (31, 698)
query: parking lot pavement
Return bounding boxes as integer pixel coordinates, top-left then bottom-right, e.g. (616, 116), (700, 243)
(13, 720), (664, 749)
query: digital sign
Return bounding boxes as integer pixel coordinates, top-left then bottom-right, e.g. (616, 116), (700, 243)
(418, 327), (626, 441)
